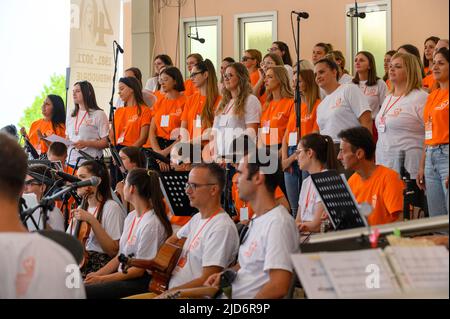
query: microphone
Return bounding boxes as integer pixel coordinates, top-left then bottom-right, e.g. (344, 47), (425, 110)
(291, 11), (309, 19)
(346, 10), (366, 18)
(114, 40), (124, 54)
(144, 148), (171, 164)
(52, 170), (81, 184)
(70, 176), (101, 189)
(78, 149), (95, 161)
(187, 34), (205, 44)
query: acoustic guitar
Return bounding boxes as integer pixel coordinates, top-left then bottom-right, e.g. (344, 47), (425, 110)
(119, 238), (186, 294)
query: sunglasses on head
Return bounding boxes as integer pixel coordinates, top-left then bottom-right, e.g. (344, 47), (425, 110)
(241, 56), (255, 62)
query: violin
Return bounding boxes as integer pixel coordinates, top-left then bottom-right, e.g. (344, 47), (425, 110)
(73, 193), (92, 268)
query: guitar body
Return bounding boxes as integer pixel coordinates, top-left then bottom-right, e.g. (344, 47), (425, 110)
(122, 238), (186, 294)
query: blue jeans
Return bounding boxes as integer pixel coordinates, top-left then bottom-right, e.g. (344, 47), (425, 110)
(425, 144), (449, 217)
(284, 146), (301, 217)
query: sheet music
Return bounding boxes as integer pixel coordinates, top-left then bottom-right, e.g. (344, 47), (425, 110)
(44, 134), (73, 146)
(320, 249), (402, 298)
(385, 246), (449, 292)
(291, 254), (338, 299)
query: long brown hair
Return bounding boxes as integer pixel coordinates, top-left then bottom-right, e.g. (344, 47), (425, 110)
(194, 59), (219, 129)
(300, 133), (337, 170)
(299, 69), (320, 114)
(71, 81), (102, 117)
(126, 169), (172, 239)
(264, 66), (294, 111)
(217, 63), (252, 118)
(119, 77), (146, 116)
(352, 51), (380, 86)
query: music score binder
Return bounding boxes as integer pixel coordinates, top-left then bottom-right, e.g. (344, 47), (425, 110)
(159, 171), (198, 217)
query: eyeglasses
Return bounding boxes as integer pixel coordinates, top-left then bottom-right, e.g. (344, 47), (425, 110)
(190, 71), (204, 79)
(241, 56), (255, 62)
(223, 73), (234, 80)
(25, 179), (42, 186)
(185, 182), (217, 191)
(267, 47), (279, 52)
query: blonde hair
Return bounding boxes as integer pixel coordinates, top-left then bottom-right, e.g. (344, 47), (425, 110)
(264, 66), (294, 111)
(389, 52), (422, 95)
(217, 63), (253, 118)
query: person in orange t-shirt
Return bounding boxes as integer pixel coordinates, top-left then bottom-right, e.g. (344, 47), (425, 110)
(281, 69), (320, 216)
(417, 47), (449, 217)
(422, 36), (440, 92)
(383, 50), (397, 88)
(184, 53), (203, 97)
(20, 94), (66, 155)
(181, 59), (221, 142)
(337, 127), (403, 226)
(260, 66), (294, 147)
(242, 49), (262, 88)
(149, 67), (186, 172)
(112, 77), (152, 148)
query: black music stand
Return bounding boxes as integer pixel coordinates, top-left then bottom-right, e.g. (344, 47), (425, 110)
(159, 171), (198, 217)
(310, 170), (367, 230)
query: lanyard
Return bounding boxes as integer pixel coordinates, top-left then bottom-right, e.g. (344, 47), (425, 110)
(303, 182), (315, 213)
(381, 95), (403, 118)
(222, 100), (235, 115)
(127, 212), (147, 243)
(75, 111), (88, 135)
(187, 208), (222, 252)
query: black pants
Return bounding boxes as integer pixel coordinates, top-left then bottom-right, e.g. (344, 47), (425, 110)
(85, 272), (151, 299)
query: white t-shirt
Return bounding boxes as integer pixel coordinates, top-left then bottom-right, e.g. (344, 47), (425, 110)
(339, 73), (353, 84)
(168, 211), (239, 289)
(66, 109), (110, 165)
(284, 64), (294, 85)
(23, 193), (65, 232)
(356, 79), (388, 119)
(0, 233), (85, 299)
(375, 89), (428, 179)
(316, 84), (371, 142)
(298, 176), (323, 222)
(212, 95), (261, 156)
(67, 200), (124, 254)
(145, 77), (158, 92)
(230, 205), (299, 299)
(118, 209), (167, 272)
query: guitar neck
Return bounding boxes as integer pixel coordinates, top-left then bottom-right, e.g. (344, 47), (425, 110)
(156, 286), (220, 299)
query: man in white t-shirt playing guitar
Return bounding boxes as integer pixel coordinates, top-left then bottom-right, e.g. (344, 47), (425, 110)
(0, 133), (85, 299)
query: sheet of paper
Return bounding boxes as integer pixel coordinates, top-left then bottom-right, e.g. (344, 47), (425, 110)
(44, 134), (73, 146)
(385, 246), (449, 292)
(320, 249), (401, 298)
(291, 253), (338, 299)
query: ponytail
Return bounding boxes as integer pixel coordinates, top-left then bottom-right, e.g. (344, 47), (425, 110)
(300, 133), (337, 170)
(126, 169), (173, 239)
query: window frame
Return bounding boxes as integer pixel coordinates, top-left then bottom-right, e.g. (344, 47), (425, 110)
(180, 16), (222, 78)
(233, 11), (278, 61)
(345, 0), (392, 74)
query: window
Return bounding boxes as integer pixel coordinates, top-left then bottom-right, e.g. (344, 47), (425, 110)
(181, 17), (221, 78)
(234, 12), (277, 61)
(346, 0), (391, 76)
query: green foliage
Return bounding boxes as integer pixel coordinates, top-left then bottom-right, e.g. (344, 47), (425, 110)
(18, 74), (66, 132)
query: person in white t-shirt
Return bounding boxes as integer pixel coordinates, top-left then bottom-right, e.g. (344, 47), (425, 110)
(205, 152), (299, 299)
(315, 57), (373, 143)
(296, 133), (337, 233)
(84, 169), (172, 299)
(23, 164), (65, 232)
(268, 41), (294, 84)
(0, 133), (85, 298)
(352, 51), (388, 120)
(211, 62), (261, 159)
(66, 81), (109, 166)
(67, 160), (125, 276)
(375, 52), (428, 179)
(144, 54), (174, 92)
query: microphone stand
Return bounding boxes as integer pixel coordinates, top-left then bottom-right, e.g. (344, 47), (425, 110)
(109, 41), (123, 148)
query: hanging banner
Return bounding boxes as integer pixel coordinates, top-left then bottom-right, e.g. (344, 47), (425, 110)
(68, 0), (120, 117)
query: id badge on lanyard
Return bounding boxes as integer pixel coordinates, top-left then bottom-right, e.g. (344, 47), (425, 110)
(425, 121), (433, 140)
(378, 117), (386, 133)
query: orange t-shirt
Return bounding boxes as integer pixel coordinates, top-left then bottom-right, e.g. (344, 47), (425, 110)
(181, 93), (221, 140)
(250, 70), (260, 87)
(231, 173), (285, 221)
(28, 119), (66, 154)
(422, 73), (437, 92)
(385, 79), (392, 91)
(348, 165), (403, 226)
(114, 105), (152, 147)
(260, 98), (294, 145)
(423, 88), (449, 146)
(164, 197), (192, 227)
(285, 99), (320, 144)
(183, 79), (198, 97)
(151, 95), (186, 141)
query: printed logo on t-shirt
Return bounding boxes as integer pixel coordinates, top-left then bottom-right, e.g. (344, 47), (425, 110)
(172, 108), (183, 117)
(332, 98), (343, 109)
(275, 112), (284, 120)
(388, 108), (403, 117)
(243, 240), (258, 257)
(45, 129), (53, 136)
(16, 257), (36, 297)
(84, 118), (94, 126)
(365, 87), (378, 96)
(301, 113), (312, 122)
(128, 115), (139, 122)
(436, 100), (449, 111)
